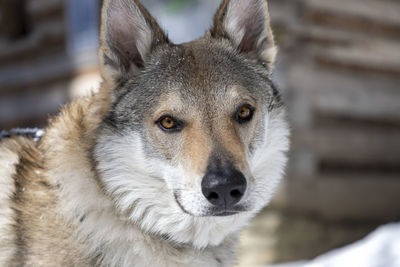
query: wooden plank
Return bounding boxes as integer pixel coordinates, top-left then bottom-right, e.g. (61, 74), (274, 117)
(27, 0), (63, 16)
(28, 0), (63, 27)
(289, 120), (400, 177)
(283, 174), (400, 221)
(312, 40), (400, 77)
(290, 21), (400, 76)
(313, 121), (400, 168)
(0, 70), (100, 129)
(287, 65), (400, 122)
(302, 0), (400, 39)
(293, 25), (360, 47)
(0, 20), (65, 64)
(304, 0), (400, 25)
(0, 82), (69, 128)
(0, 51), (98, 96)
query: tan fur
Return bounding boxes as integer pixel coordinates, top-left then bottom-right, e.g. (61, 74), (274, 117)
(0, 136), (92, 266)
(216, 86), (256, 173)
(181, 120), (213, 176)
(0, 139), (19, 265)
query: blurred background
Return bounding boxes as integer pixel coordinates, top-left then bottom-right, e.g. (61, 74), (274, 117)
(0, 0), (399, 266)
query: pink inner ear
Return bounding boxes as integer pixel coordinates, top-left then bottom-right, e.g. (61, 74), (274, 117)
(226, 0), (269, 53)
(105, 0), (148, 69)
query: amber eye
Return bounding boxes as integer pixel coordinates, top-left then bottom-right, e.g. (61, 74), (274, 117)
(238, 106), (251, 119)
(161, 116), (175, 129)
(157, 116), (183, 132)
(235, 105), (254, 123)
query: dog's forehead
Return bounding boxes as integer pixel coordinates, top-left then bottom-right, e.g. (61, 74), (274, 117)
(152, 86), (254, 120)
(148, 41), (269, 102)
(118, 40), (273, 121)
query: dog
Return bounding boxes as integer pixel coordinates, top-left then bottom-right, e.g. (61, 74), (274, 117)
(0, 0), (289, 266)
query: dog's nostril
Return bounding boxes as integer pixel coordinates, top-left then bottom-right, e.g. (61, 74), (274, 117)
(230, 189), (242, 199)
(207, 192), (219, 200)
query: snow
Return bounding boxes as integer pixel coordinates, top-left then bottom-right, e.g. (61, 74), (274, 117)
(267, 223), (400, 267)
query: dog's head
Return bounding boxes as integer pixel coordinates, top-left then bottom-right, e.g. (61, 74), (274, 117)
(94, 0), (289, 248)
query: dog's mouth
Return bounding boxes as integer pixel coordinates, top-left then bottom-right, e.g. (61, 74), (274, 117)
(213, 211), (237, 216)
(209, 209), (242, 217)
(174, 192), (247, 217)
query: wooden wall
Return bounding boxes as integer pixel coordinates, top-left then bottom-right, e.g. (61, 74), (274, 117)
(0, 0), (99, 130)
(270, 0), (400, 221)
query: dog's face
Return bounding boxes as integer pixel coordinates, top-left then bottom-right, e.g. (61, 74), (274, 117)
(95, 0), (289, 248)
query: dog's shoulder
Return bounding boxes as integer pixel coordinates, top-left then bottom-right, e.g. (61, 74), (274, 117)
(0, 136), (39, 265)
(0, 96), (103, 265)
(0, 136), (36, 211)
(0, 136), (24, 182)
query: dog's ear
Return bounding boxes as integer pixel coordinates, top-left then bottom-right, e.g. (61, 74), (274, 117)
(210, 0), (277, 68)
(99, 0), (169, 81)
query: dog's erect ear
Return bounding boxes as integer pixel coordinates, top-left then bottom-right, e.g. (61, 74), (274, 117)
(211, 0), (277, 68)
(99, 0), (169, 81)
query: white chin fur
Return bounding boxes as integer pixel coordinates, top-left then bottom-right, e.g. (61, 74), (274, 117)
(95, 133), (251, 248)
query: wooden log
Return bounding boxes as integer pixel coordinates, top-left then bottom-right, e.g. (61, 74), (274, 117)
(0, 20), (65, 65)
(0, 82), (69, 129)
(312, 40), (400, 77)
(283, 174), (400, 221)
(0, 51), (98, 96)
(313, 120), (400, 169)
(287, 64), (400, 122)
(302, 0), (400, 39)
(27, 0), (63, 26)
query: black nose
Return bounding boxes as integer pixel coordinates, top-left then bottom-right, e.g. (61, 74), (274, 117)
(201, 168), (247, 209)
